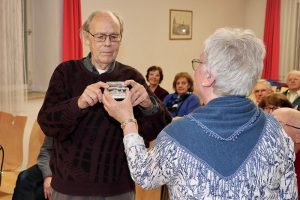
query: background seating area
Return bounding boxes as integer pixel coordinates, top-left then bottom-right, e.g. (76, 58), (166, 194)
(0, 111), (44, 199)
(0, 111), (162, 200)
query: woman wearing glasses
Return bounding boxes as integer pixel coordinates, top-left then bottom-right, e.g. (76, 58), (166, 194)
(273, 108), (300, 149)
(102, 28), (297, 199)
(258, 93), (293, 113)
(273, 108), (300, 199)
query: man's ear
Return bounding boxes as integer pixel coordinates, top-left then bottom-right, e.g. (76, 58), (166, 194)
(202, 71), (215, 87)
(82, 32), (90, 46)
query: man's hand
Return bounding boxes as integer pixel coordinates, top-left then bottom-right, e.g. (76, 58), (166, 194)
(125, 80), (153, 108)
(78, 81), (109, 109)
(43, 176), (52, 200)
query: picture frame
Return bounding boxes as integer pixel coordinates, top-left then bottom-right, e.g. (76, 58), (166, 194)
(169, 9), (193, 40)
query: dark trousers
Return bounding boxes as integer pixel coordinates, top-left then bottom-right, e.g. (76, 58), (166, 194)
(160, 185), (169, 200)
(12, 164), (46, 200)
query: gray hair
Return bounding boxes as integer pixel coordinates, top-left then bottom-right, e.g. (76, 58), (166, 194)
(81, 10), (124, 36)
(256, 79), (272, 89)
(287, 70), (300, 80)
(203, 28), (266, 96)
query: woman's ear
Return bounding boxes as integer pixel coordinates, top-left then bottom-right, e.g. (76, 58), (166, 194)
(295, 134), (300, 144)
(202, 71), (215, 87)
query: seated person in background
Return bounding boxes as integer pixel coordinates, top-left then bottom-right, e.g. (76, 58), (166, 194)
(12, 136), (53, 200)
(272, 108), (300, 197)
(102, 27), (297, 199)
(163, 72), (200, 117)
(283, 70), (300, 110)
(145, 65), (169, 101)
(253, 79), (273, 104)
(258, 93), (293, 114)
(272, 108), (300, 153)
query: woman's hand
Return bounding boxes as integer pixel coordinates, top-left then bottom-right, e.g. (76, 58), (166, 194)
(102, 88), (134, 123)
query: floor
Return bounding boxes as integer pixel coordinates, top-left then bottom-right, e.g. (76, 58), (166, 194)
(0, 170), (162, 200)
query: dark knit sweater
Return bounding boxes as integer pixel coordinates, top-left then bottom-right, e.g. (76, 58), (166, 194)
(153, 85), (169, 102)
(37, 59), (172, 196)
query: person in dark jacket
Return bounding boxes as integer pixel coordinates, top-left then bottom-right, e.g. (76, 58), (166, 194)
(282, 70), (300, 110)
(145, 65), (169, 101)
(37, 10), (171, 200)
(12, 136), (53, 200)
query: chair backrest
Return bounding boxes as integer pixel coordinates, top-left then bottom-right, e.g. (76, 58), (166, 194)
(27, 120), (45, 167)
(0, 145), (4, 186)
(0, 111), (27, 171)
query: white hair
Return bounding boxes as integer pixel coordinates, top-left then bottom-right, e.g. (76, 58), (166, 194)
(255, 79), (272, 89)
(203, 28), (266, 96)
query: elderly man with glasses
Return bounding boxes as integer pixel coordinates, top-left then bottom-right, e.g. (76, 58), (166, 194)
(37, 10), (171, 200)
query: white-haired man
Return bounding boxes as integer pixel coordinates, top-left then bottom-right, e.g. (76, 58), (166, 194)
(253, 79), (273, 104)
(283, 70), (300, 110)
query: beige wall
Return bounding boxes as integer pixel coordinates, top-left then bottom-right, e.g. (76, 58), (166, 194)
(28, 0), (266, 93)
(22, 0), (266, 169)
(244, 0), (266, 38)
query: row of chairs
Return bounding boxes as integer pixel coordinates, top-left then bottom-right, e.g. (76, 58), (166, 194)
(0, 111), (45, 195)
(0, 111), (163, 200)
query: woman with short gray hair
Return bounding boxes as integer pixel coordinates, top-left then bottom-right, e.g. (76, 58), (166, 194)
(102, 28), (297, 199)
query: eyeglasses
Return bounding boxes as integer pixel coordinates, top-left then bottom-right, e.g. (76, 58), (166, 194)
(87, 31), (122, 42)
(254, 89), (267, 93)
(191, 59), (205, 71)
(279, 121), (300, 130)
(263, 106), (279, 112)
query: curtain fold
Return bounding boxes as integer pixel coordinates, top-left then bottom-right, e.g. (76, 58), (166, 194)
(62, 0), (82, 62)
(280, 0), (300, 81)
(262, 0), (281, 80)
(0, 0), (26, 114)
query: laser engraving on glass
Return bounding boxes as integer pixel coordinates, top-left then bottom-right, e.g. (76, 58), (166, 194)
(107, 81), (127, 100)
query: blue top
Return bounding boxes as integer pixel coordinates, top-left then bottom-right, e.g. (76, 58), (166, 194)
(163, 92), (200, 117)
(123, 96), (297, 199)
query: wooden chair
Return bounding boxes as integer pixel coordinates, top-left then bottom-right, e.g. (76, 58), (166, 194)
(0, 145), (4, 186)
(27, 120), (45, 168)
(0, 111), (27, 195)
(0, 111), (27, 171)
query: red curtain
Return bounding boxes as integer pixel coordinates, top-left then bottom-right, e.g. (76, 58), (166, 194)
(262, 0), (280, 80)
(62, 0), (83, 62)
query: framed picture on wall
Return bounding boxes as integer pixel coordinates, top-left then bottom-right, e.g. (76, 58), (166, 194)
(169, 9), (193, 40)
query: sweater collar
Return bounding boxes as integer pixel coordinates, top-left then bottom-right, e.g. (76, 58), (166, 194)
(190, 96), (260, 140)
(82, 53), (116, 74)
